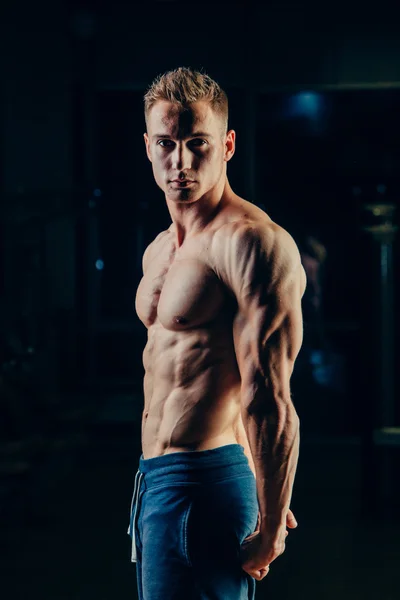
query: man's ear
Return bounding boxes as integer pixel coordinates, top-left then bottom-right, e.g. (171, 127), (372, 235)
(224, 129), (236, 162)
(144, 133), (152, 163)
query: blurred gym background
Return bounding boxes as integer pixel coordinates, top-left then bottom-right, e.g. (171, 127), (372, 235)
(0, 2), (399, 599)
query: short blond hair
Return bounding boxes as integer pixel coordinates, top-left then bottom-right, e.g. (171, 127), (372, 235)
(144, 67), (228, 133)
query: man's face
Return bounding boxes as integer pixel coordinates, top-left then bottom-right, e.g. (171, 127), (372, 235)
(144, 100), (235, 203)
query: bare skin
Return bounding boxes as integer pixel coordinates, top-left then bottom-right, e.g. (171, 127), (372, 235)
(137, 195), (266, 467)
(137, 99), (306, 580)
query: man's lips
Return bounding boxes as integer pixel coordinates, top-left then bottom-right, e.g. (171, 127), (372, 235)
(170, 180), (195, 187)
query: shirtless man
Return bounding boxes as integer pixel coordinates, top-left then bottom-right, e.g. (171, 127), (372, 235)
(127, 67), (306, 600)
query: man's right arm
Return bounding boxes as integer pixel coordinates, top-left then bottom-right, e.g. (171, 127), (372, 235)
(142, 243), (153, 274)
(141, 229), (171, 274)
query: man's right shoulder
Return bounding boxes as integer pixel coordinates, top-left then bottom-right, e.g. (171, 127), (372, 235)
(142, 229), (171, 272)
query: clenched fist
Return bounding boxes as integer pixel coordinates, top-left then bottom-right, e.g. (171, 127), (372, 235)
(239, 509), (298, 581)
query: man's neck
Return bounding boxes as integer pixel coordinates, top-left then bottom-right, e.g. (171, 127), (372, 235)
(167, 179), (232, 248)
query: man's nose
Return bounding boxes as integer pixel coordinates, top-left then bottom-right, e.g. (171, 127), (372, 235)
(171, 142), (191, 171)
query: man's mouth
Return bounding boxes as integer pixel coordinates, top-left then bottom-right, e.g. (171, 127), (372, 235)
(170, 180), (195, 187)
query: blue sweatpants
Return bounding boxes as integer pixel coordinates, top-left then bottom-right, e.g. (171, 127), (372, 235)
(127, 444), (259, 600)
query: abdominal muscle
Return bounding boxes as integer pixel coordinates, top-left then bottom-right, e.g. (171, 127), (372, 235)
(141, 319), (244, 460)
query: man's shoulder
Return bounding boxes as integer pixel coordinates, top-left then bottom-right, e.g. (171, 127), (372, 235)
(152, 228), (172, 246)
(213, 210), (299, 264)
(142, 228), (172, 271)
(211, 208), (304, 295)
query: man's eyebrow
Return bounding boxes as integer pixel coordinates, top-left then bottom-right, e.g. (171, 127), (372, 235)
(191, 132), (214, 139)
(152, 132), (214, 140)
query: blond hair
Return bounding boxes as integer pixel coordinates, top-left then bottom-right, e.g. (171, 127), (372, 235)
(144, 67), (228, 133)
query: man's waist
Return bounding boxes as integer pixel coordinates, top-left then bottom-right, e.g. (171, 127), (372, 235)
(138, 443), (253, 485)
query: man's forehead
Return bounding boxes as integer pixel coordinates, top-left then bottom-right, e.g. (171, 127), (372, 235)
(149, 100), (212, 132)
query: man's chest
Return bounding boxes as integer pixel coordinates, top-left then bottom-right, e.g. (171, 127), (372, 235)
(135, 237), (228, 331)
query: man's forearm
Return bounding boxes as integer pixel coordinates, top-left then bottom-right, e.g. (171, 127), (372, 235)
(242, 402), (300, 534)
(233, 414), (257, 478)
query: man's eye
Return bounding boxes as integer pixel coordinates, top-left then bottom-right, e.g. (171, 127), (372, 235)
(157, 139), (206, 148)
(190, 139), (207, 146)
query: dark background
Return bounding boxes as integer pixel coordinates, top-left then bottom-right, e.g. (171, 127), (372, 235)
(0, 2), (399, 599)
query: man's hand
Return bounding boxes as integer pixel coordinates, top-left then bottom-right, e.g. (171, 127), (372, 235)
(239, 509), (298, 581)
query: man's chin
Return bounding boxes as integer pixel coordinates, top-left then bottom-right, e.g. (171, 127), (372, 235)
(165, 186), (199, 202)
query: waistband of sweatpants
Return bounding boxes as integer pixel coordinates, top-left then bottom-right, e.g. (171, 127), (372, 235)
(137, 444), (253, 487)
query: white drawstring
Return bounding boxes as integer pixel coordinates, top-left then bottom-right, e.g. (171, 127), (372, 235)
(127, 470), (140, 536)
(127, 470), (144, 563)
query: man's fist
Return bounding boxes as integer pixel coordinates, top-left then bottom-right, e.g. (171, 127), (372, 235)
(239, 509), (298, 581)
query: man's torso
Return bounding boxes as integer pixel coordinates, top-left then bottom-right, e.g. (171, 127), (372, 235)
(135, 197), (271, 459)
